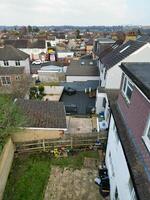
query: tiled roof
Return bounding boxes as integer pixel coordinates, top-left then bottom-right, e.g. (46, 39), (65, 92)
(136, 35), (150, 43)
(98, 40), (124, 60)
(66, 61), (99, 76)
(120, 62), (150, 99)
(4, 39), (28, 48)
(111, 104), (150, 200)
(16, 99), (67, 129)
(101, 40), (147, 69)
(0, 45), (29, 60)
(0, 67), (25, 75)
(4, 39), (46, 49)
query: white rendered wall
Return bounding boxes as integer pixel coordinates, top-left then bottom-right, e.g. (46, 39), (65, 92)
(66, 76), (100, 82)
(57, 52), (74, 59)
(0, 58), (30, 74)
(105, 44), (150, 89)
(105, 115), (136, 200)
(20, 48), (46, 59)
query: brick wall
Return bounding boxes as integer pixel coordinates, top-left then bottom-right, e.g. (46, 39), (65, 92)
(117, 86), (150, 173)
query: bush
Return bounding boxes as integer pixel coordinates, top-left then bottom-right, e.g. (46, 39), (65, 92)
(0, 96), (26, 152)
(29, 87), (38, 99)
(38, 85), (44, 94)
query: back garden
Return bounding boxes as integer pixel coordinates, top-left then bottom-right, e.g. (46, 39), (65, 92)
(3, 151), (102, 200)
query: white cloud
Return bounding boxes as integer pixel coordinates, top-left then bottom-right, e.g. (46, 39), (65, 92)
(0, 0), (147, 25)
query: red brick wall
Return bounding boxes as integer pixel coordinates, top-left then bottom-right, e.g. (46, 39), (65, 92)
(117, 87), (150, 170)
(118, 88), (150, 139)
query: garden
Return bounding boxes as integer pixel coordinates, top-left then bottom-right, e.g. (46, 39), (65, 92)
(3, 151), (101, 200)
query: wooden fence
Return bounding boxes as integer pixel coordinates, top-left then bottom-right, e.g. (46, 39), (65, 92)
(15, 132), (107, 153)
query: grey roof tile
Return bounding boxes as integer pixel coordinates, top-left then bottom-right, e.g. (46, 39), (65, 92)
(0, 45), (29, 60)
(16, 99), (67, 129)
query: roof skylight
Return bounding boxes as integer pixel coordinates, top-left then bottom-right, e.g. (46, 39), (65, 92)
(119, 45), (130, 53)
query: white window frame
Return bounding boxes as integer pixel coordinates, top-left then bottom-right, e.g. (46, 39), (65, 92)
(0, 76), (11, 85)
(15, 60), (20, 66)
(122, 75), (133, 103)
(3, 60), (9, 66)
(15, 75), (20, 80)
(142, 115), (150, 152)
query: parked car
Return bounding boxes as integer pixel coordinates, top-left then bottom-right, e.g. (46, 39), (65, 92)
(64, 87), (76, 95)
(32, 60), (42, 65)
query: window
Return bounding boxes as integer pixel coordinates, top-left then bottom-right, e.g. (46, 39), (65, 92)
(3, 60), (9, 66)
(102, 98), (106, 108)
(15, 61), (20, 66)
(1, 76), (11, 85)
(122, 75), (133, 103)
(142, 116), (150, 152)
(15, 75), (20, 80)
(114, 187), (119, 200)
(119, 45), (130, 53)
(109, 152), (115, 177)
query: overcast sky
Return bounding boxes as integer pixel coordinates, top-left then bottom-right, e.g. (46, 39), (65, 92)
(0, 0), (149, 26)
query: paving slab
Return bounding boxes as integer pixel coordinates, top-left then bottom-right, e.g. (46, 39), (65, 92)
(44, 166), (103, 200)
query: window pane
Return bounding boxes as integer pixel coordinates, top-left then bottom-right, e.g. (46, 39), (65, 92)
(126, 86), (132, 101)
(102, 98), (106, 108)
(123, 77), (127, 92)
(6, 77), (11, 84)
(1, 77), (6, 84)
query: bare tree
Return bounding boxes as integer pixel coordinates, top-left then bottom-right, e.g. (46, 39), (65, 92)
(11, 75), (32, 99)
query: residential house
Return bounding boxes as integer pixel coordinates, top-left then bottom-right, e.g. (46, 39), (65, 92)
(105, 62), (150, 200)
(56, 50), (74, 62)
(0, 45), (30, 74)
(0, 67), (25, 94)
(85, 39), (93, 54)
(93, 37), (115, 58)
(13, 99), (67, 142)
(4, 39), (46, 61)
(99, 37), (150, 89)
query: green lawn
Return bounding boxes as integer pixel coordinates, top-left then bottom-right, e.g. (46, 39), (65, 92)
(3, 151), (99, 200)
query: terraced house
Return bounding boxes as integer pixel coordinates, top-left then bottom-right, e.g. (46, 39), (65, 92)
(105, 62), (150, 200)
(98, 36), (150, 89)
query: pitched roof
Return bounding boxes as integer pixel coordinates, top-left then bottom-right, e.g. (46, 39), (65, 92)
(111, 104), (150, 200)
(0, 67), (25, 75)
(4, 39), (28, 48)
(120, 62), (150, 99)
(66, 61), (99, 76)
(16, 99), (67, 129)
(101, 40), (147, 69)
(98, 40), (124, 60)
(136, 35), (150, 43)
(0, 45), (29, 60)
(4, 39), (46, 49)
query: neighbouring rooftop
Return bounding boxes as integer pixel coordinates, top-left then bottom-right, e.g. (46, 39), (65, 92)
(120, 62), (150, 99)
(16, 99), (67, 129)
(101, 38), (149, 69)
(0, 45), (29, 60)
(0, 67), (25, 75)
(66, 61), (99, 76)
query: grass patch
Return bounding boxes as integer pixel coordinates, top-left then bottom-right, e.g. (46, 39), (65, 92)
(4, 151), (99, 200)
(51, 150), (99, 169)
(3, 153), (51, 200)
